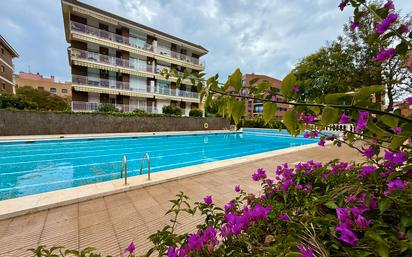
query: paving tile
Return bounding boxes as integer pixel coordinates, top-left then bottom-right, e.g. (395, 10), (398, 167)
(46, 204), (78, 224)
(0, 144), (363, 256)
(79, 210), (110, 229)
(79, 198), (107, 216)
(79, 222), (116, 247)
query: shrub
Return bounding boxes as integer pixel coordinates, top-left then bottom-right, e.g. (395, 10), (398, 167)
(189, 108), (203, 117)
(97, 103), (120, 113)
(15, 86), (70, 111)
(240, 115), (285, 129)
(132, 108), (146, 115)
(162, 105), (182, 116)
(0, 94), (37, 110)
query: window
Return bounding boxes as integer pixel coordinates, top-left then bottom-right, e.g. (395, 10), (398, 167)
(38, 86), (44, 90)
(1, 66), (4, 73)
(50, 88), (57, 94)
(62, 89), (68, 94)
(1, 47), (4, 55)
(2, 83), (5, 90)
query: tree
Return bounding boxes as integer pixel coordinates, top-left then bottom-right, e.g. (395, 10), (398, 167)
(294, 40), (356, 100)
(13, 86), (70, 111)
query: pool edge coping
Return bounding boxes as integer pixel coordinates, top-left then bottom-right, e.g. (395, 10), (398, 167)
(0, 140), (325, 221)
(0, 129), (236, 142)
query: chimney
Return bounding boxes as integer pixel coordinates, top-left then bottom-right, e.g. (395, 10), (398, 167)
(51, 75), (55, 81)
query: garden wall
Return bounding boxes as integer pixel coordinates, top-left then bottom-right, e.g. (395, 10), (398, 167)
(0, 110), (230, 136)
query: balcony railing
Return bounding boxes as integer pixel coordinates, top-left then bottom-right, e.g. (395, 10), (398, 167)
(72, 75), (199, 99)
(70, 21), (204, 67)
(71, 21), (153, 52)
(71, 101), (160, 113)
(71, 48), (152, 73)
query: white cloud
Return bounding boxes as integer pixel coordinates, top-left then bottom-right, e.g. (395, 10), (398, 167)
(0, 0), (411, 82)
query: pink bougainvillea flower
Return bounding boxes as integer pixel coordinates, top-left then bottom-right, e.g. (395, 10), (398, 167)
(303, 131), (310, 138)
(297, 245), (314, 257)
(384, 178), (407, 196)
(376, 13), (398, 34)
(355, 215), (372, 229)
(375, 48), (396, 62)
(358, 165), (377, 178)
(335, 223), (359, 247)
(278, 213), (290, 222)
(124, 241), (136, 254)
(355, 111), (369, 132)
(402, 24), (410, 34)
(271, 95), (277, 101)
(318, 139), (326, 147)
(203, 195), (213, 205)
(406, 97), (412, 104)
(384, 0), (395, 10)
(362, 146), (375, 158)
(350, 21), (360, 30)
(302, 114), (316, 124)
(292, 86), (300, 93)
(392, 127), (402, 134)
(339, 0), (349, 11)
(235, 185), (241, 192)
(339, 113), (351, 124)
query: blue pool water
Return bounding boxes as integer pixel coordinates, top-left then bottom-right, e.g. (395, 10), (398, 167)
(0, 129), (318, 200)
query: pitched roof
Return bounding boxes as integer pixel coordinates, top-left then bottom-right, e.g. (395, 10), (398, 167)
(61, 0), (208, 54)
(0, 35), (19, 58)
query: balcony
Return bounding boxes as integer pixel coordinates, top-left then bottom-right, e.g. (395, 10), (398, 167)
(71, 21), (153, 52)
(70, 48), (152, 73)
(71, 101), (160, 113)
(70, 21), (204, 67)
(72, 75), (199, 99)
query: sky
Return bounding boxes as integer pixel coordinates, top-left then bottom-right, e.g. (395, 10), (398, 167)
(0, 0), (411, 83)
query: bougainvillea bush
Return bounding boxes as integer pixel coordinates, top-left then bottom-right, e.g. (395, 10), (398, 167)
(30, 0), (412, 257)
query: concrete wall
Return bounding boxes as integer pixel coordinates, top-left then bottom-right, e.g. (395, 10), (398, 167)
(0, 110), (229, 136)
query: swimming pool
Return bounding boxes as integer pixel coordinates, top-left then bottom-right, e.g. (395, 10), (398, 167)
(0, 129), (318, 200)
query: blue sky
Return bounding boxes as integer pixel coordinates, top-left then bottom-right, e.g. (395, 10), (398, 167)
(0, 0), (411, 82)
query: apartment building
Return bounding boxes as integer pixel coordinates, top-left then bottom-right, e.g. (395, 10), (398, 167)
(15, 72), (72, 98)
(242, 74), (289, 119)
(0, 35), (19, 94)
(61, 0), (208, 115)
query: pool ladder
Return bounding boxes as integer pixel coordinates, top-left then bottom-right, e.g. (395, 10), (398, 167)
(139, 153), (151, 180)
(120, 153), (151, 185)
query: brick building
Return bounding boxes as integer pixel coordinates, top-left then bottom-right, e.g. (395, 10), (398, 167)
(0, 35), (19, 94)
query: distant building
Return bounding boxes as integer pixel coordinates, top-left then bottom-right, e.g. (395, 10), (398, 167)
(15, 72), (72, 98)
(0, 35), (19, 94)
(61, 0), (208, 114)
(242, 74), (289, 119)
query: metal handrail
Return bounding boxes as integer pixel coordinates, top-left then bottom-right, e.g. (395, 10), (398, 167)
(121, 155), (128, 185)
(139, 153), (151, 180)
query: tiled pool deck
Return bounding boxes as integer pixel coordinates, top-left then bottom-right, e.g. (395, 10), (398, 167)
(0, 144), (363, 257)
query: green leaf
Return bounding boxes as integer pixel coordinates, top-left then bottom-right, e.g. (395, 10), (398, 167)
(308, 106), (321, 115)
(396, 40), (409, 56)
(280, 72), (297, 97)
(283, 111), (299, 136)
(231, 100), (245, 125)
(325, 201), (338, 209)
(367, 120), (392, 137)
(380, 115), (398, 128)
(263, 102), (277, 125)
(391, 136), (407, 150)
(355, 85), (384, 101)
(401, 216), (412, 229)
(375, 244), (389, 257)
(225, 68), (243, 92)
(321, 107), (339, 126)
(379, 198), (392, 214)
(249, 77), (260, 85)
(324, 93), (352, 104)
(284, 252), (301, 257)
